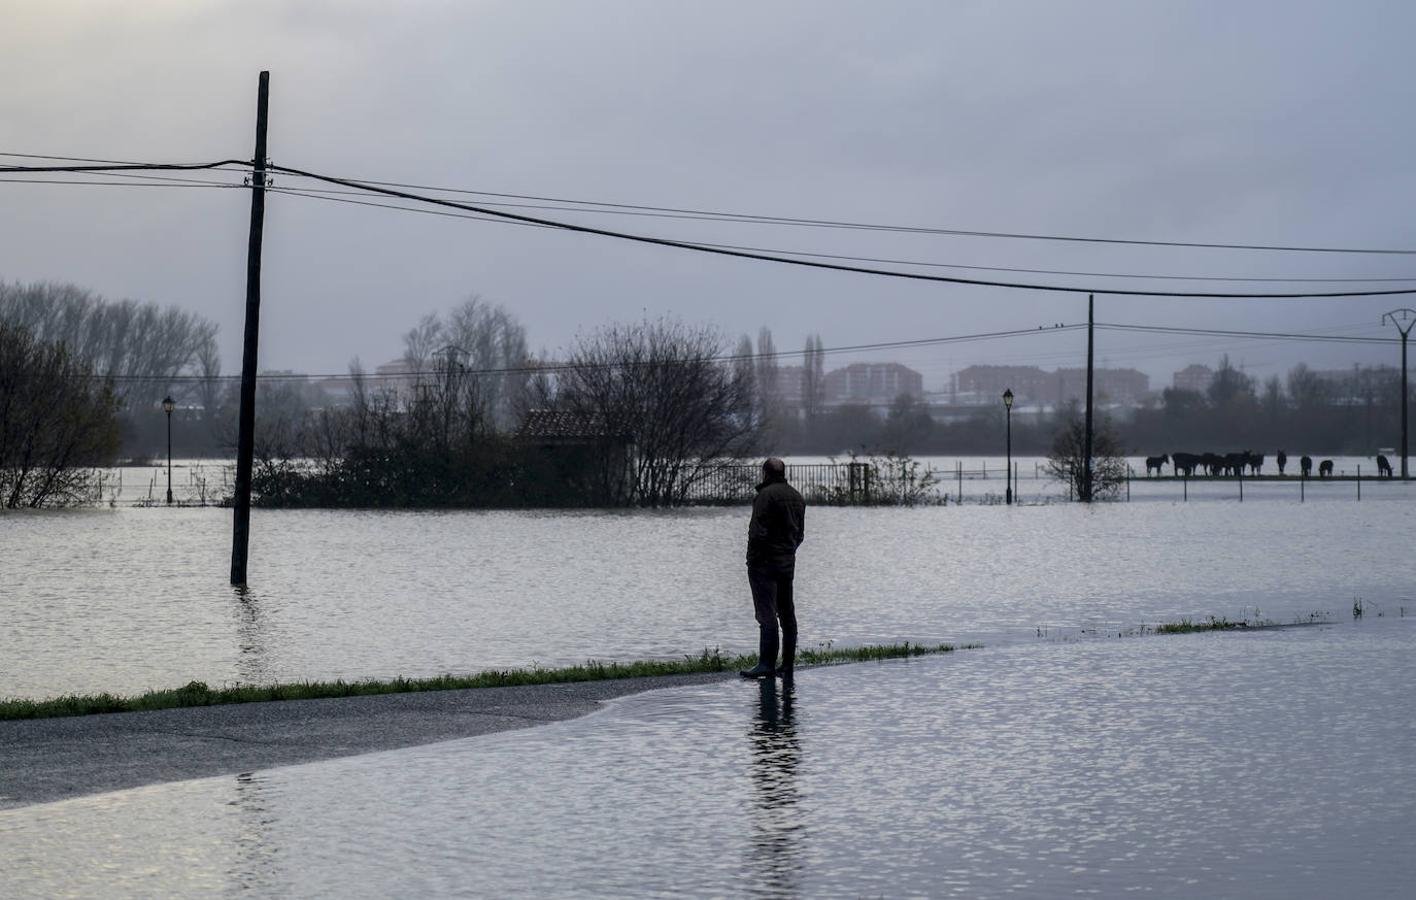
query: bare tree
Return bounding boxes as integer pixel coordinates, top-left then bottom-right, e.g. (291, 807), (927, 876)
(0, 280), (221, 427)
(547, 318), (761, 506)
(0, 323), (120, 508)
(400, 295), (531, 429)
(1046, 414), (1128, 501)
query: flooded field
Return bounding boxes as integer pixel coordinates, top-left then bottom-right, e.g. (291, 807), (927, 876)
(3, 619), (1413, 898)
(2, 478), (1414, 701)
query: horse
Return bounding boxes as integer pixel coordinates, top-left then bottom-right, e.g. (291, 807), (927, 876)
(1246, 452), (1264, 476)
(1300, 455), (1313, 478)
(1276, 449), (1288, 475)
(1201, 452), (1222, 476)
(1223, 452), (1248, 476)
(1171, 452), (1200, 477)
(1319, 459), (1334, 478)
(1377, 454), (1394, 478)
(1146, 454), (1169, 476)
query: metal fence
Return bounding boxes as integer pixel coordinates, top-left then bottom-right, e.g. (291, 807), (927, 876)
(684, 462), (877, 504)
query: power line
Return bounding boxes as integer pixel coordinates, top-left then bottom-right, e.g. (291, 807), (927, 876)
(87, 324), (1089, 383)
(1096, 323), (1398, 345)
(265, 166), (1416, 256)
(264, 186), (1416, 285)
(0, 178), (243, 189)
(261, 164), (1416, 299)
(6, 153), (1416, 296)
(16, 169), (1408, 285)
(0, 158), (250, 176)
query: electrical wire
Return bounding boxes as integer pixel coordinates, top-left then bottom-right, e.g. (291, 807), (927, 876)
(5, 153), (1416, 295)
(265, 163), (1416, 299)
(264, 166), (1416, 256)
(0, 158), (250, 175)
(1096, 323), (1398, 345)
(85, 324), (1089, 383)
(263, 185), (1416, 284)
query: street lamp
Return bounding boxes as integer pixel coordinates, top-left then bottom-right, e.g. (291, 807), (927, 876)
(1002, 388), (1014, 505)
(162, 395), (175, 505)
(1382, 309), (1414, 480)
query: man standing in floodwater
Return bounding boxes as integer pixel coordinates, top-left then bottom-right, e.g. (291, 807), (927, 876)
(740, 458), (806, 680)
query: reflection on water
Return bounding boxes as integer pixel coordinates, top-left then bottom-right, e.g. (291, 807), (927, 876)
(230, 588), (273, 687)
(228, 772), (285, 897)
(5, 621), (1415, 898)
(749, 677), (803, 896)
(3, 496), (1416, 700)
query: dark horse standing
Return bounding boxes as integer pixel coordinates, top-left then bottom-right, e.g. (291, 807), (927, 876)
(1378, 454), (1394, 478)
(1246, 452), (1264, 476)
(1276, 450), (1288, 475)
(1172, 452), (1201, 477)
(1319, 459), (1334, 478)
(1146, 454), (1169, 476)
(1300, 455), (1313, 478)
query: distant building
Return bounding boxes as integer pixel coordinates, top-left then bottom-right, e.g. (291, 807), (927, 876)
(1051, 367), (1149, 407)
(954, 365), (1049, 406)
(822, 362), (923, 405)
(1172, 364), (1213, 394)
(774, 364), (806, 407)
(955, 364), (1148, 408)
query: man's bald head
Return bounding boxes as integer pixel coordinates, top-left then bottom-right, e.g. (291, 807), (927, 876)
(762, 457), (786, 478)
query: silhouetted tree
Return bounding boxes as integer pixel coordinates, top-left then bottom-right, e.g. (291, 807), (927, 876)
(400, 295), (531, 430)
(0, 323), (120, 508)
(546, 318), (761, 506)
(1046, 414), (1127, 501)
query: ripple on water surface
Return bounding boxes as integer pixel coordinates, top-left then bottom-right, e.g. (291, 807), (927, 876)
(3, 499), (1415, 700)
(3, 620), (1414, 898)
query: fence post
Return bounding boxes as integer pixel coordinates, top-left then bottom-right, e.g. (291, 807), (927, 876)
(1015, 461), (1020, 503)
(957, 460), (963, 503)
(1238, 469), (1243, 503)
(1301, 473), (1305, 503)
(1358, 464), (1361, 501)
(1183, 471), (1188, 502)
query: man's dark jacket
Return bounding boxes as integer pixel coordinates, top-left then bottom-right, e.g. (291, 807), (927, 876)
(746, 475), (806, 574)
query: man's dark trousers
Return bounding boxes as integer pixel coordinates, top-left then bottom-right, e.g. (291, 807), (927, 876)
(748, 567), (796, 671)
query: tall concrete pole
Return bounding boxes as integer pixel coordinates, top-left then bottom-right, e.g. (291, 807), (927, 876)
(1082, 293), (1094, 502)
(1383, 309), (1415, 481)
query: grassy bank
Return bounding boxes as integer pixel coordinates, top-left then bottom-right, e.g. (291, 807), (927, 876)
(0, 641), (979, 722)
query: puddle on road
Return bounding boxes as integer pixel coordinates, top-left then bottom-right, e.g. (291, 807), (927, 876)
(3, 620), (1415, 898)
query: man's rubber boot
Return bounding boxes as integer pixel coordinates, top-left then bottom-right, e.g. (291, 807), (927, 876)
(741, 631), (778, 678)
(775, 635), (795, 678)
(739, 662), (775, 678)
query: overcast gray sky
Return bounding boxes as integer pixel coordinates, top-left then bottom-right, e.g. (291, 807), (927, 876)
(4, 0), (1415, 391)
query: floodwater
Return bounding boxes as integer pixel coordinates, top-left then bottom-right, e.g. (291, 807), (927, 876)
(3, 619), (1414, 898)
(3, 479), (1415, 700)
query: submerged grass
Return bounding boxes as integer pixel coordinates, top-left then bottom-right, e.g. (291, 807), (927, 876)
(0, 641), (979, 722)
(1154, 616), (1255, 635)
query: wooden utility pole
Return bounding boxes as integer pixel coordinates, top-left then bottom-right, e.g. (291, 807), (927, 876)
(1082, 293), (1094, 502)
(231, 71), (270, 585)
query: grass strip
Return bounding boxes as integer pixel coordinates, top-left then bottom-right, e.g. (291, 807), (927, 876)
(1154, 616), (1255, 635)
(0, 641), (979, 722)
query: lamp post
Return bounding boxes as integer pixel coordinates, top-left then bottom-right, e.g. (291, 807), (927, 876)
(162, 395), (175, 505)
(1002, 388), (1014, 505)
(1383, 309), (1415, 480)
